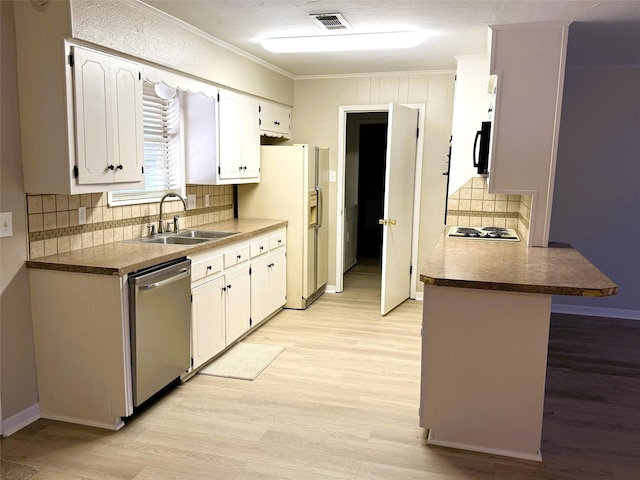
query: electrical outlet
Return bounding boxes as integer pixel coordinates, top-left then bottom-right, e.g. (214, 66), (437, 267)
(204, 194), (210, 207)
(187, 194), (196, 210)
(78, 207), (87, 225)
(0, 212), (13, 237)
(329, 170), (337, 182)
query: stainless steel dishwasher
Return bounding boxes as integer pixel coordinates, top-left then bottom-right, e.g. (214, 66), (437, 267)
(128, 257), (191, 407)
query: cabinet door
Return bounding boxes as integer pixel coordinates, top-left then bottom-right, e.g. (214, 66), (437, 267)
(111, 57), (144, 183)
(269, 248), (287, 314)
(73, 47), (113, 184)
(218, 89), (260, 183)
(260, 103), (291, 137)
(225, 264), (251, 344)
(191, 276), (226, 370)
(250, 254), (271, 325)
(73, 47), (143, 186)
(251, 249), (287, 326)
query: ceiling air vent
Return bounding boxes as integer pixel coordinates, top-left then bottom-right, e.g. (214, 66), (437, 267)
(310, 13), (352, 31)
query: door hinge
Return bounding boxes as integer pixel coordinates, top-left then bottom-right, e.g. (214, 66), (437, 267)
(68, 53), (74, 67)
(249, 267), (252, 275)
(142, 166), (144, 174)
(249, 318), (253, 327)
(409, 265), (413, 275)
(190, 294), (192, 302)
(217, 92), (220, 102)
(258, 105), (262, 113)
(416, 128), (419, 139)
(190, 357), (194, 367)
(218, 166), (221, 175)
(73, 165), (79, 178)
(139, 72), (141, 81)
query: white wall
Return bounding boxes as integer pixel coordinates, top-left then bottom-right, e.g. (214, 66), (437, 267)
(292, 73), (455, 292)
(1, 0), (39, 429)
(550, 67), (640, 316)
(550, 22), (640, 317)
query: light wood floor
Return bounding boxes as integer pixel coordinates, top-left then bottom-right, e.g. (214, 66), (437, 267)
(2, 261), (639, 479)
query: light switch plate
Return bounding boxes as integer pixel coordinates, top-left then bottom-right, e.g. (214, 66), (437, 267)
(187, 194), (196, 210)
(329, 170), (337, 182)
(0, 212), (13, 237)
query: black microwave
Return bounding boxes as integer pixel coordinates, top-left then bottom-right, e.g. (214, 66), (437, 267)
(473, 121), (491, 175)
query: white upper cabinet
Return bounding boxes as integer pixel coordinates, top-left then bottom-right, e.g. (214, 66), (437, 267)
(72, 46), (144, 186)
(185, 89), (261, 185)
(218, 89), (261, 184)
(488, 22), (570, 246)
(259, 101), (291, 138)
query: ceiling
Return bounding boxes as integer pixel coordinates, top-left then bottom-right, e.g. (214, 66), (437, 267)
(139, 1), (640, 76)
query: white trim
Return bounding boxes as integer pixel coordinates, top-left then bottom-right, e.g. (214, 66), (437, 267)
(551, 303), (640, 321)
(336, 105), (388, 293)
(410, 104), (426, 299)
(427, 430), (542, 463)
(296, 69), (455, 81)
(125, 0), (294, 79)
(336, 103), (424, 299)
(2, 403), (40, 437)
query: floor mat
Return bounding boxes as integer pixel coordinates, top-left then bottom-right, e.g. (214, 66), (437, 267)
(197, 342), (285, 380)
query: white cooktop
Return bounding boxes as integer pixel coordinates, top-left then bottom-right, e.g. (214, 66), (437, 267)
(446, 226), (520, 241)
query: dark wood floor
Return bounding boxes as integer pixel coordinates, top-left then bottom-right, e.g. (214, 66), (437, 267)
(1, 262), (639, 479)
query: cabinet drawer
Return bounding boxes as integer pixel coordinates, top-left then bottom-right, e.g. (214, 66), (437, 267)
(190, 252), (223, 281)
(250, 238), (270, 258)
(270, 232), (286, 250)
(224, 245), (250, 268)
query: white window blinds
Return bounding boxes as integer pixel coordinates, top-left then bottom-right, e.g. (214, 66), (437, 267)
(108, 81), (184, 205)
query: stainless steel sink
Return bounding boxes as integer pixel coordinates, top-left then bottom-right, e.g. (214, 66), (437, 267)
(142, 236), (211, 245)
(177, 230), (238, 239)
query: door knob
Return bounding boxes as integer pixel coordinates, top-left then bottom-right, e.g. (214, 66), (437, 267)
(378, 219), (397, 226)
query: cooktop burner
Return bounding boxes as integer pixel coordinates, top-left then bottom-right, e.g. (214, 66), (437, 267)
(447, 226), (520, 241)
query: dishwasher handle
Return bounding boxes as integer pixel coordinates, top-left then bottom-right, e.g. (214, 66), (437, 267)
(138, 268), (190, 290)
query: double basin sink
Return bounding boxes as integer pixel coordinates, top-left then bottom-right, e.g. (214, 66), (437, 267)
(131, 229), (238, 246)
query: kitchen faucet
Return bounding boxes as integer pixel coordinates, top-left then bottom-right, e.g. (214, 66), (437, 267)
(158, 192), (187, 234)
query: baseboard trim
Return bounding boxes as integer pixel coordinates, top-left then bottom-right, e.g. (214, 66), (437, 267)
(40, 412), (125, 431)
(2, 403), (40, 437)
(427, 429), (542, 462)
(551, 303), (640, 321)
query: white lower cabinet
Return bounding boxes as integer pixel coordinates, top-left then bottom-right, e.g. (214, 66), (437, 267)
(251, 248), (287, 326)
(224, 265), (252, 344)
(188, 227), (286, 373)
(191, 276), (226, 370)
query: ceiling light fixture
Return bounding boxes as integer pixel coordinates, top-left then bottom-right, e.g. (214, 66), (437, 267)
(260, 31), (427, 53)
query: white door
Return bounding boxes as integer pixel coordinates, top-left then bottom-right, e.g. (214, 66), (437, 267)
(380, 103), (418, 315)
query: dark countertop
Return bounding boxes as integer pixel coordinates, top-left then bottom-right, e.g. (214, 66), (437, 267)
(26, 218), (287, 276)
(420, 234), (617, 297)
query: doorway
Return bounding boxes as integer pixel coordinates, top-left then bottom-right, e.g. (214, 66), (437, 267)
(336, 103), (425, 311)
(344, 112), (388, 273)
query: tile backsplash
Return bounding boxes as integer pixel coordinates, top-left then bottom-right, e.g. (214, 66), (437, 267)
(27, 185), (234, 258)
(446, 177), (531, 240)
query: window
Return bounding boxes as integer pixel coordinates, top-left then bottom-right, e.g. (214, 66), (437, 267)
(108, 81), (184, 206)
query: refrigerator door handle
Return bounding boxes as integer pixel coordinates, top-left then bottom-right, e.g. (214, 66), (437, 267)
(316, 185), (323, 229)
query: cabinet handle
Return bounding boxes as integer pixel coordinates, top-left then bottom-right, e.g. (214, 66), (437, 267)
(274, 121), (280, 125)
(268, 263), (275, 268)
(206, 265), (212, 271)
(227, 284), (232, 290)
(260, 246), (264, 251)
(116, 164), (123, 170)
(107, 165), (115, 171)
(237, 254), (242, 260)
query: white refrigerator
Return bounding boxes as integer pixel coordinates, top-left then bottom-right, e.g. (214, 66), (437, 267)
(238, 145), (329, 309)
